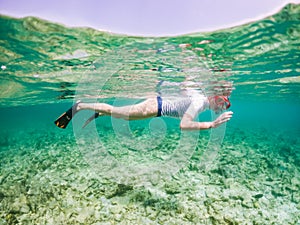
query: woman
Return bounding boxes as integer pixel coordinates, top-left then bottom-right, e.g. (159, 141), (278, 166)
(54, 92), (233, 130)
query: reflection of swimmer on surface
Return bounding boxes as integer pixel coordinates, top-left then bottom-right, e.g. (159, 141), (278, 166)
(54, 82), (233, 130)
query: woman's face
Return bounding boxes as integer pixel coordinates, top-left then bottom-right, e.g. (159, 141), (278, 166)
(210, 96), (230, 113)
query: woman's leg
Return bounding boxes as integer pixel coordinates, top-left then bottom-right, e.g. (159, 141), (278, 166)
(77, 98), (158, 120)
(55, 98), (159, 129)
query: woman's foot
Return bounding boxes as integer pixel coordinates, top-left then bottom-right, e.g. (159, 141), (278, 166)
(54, 100), (81, 129)
(82, 112), (102, 128)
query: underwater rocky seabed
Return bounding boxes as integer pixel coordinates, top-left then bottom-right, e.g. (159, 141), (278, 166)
(0, 122), (299, 224)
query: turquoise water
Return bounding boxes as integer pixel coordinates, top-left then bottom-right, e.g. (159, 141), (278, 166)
(1, 4), (300, 224)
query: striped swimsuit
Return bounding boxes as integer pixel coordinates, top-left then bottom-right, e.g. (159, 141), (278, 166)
(157, 92), (209, 119)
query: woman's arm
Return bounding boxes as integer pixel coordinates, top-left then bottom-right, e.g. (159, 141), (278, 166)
(180, 111), (233, 130)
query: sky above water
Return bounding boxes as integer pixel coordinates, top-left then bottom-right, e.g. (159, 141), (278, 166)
(0, 0), (299, 36)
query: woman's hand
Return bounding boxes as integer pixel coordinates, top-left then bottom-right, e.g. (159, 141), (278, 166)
(211, 111), (233, 128)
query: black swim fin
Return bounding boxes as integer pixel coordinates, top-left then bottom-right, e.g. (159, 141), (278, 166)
(82, 112), (100, 128)
(54, 101), (80, 129)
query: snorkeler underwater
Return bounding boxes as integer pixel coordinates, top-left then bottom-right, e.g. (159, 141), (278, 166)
(1, 2), (300, 224)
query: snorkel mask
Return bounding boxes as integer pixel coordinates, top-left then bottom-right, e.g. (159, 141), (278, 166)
(214, 96), (231, 111)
